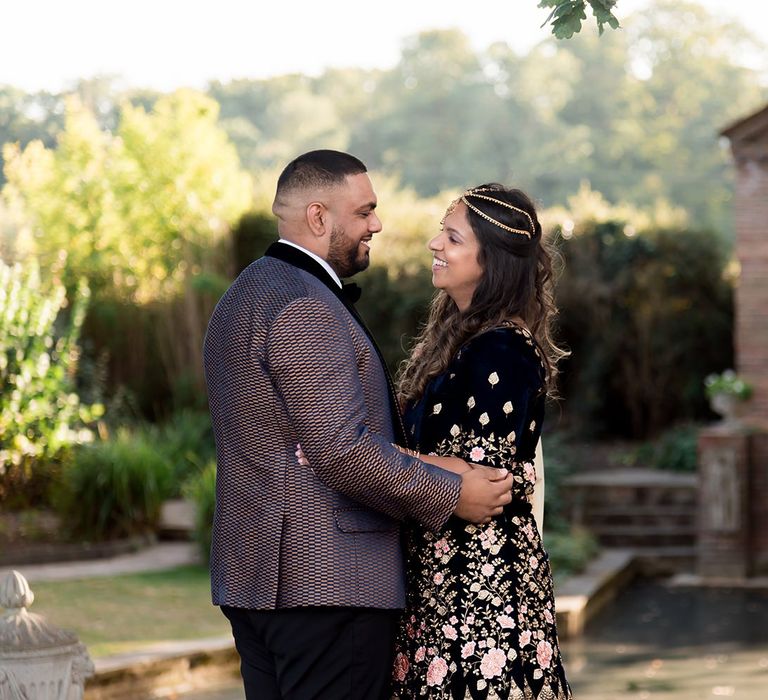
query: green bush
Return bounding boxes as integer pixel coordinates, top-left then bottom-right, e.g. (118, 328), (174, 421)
(52, 430), (174, 540)
(183, 461), (216, 563)
(540, 431), (600, 577)
(622, 423), (699, 472)
(555, 222), (733, 438)
(0, 259), (103, 508)
(156, 410), (216, 493)
(546, 527), (600, 578)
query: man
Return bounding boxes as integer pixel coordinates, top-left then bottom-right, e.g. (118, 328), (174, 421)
(203, 150), (514, 699)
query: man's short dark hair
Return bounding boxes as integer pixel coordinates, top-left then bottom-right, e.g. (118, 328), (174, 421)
(276, 150), (367, 196)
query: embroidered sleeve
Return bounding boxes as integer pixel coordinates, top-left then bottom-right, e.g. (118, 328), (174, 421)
(425, 329), (543, 472)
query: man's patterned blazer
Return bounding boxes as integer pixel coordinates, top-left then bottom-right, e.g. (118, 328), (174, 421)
(203, 241), (462, 610)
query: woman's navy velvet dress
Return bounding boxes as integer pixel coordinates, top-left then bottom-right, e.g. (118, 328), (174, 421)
(391, 325), (572, 700)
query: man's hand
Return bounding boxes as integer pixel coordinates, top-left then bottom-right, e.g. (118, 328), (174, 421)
(454, 466), (514, 524)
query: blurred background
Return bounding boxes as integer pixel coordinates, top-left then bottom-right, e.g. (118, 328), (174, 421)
(1, 1), (768, 698)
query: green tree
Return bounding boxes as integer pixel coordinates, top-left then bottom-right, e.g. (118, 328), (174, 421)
(4, 90), (253, 409)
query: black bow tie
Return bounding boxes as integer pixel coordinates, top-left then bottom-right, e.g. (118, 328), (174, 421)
(341, 282), (362, 303)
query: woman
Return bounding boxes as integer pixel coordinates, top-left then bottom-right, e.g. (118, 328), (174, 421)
(390, 184), (571, 699)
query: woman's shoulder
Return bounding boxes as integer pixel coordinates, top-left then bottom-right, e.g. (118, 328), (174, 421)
(457, 321), (543, 366)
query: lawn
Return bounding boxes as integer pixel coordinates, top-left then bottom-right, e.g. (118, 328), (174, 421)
(20, 565), (230, 657)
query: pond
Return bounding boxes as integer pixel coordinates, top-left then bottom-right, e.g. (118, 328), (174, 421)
(182, 579), (768, 699)
(563, 579), (768, 699)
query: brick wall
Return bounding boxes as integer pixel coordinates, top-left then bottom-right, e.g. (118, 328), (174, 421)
(733, 155), (768, 429)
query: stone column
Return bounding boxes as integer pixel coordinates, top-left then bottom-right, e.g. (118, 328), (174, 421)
(697, 427), (751, 578)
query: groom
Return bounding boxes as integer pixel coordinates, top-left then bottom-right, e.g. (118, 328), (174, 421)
(203, 150), (514, 699)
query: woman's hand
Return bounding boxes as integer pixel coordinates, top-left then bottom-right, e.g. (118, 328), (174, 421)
(295, 443), (309, 466)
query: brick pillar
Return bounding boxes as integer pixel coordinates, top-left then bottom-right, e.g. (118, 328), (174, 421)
(750, 433), (768, 574)
(697, 427), (751, 578)
(732, 155), (768, 428)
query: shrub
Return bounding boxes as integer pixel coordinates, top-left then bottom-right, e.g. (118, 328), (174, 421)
(52, 430), (174, 540)
(622, 423), (699, 472)
(555, 221), (733, 438)
(156, 410), (216, 493)
(546, 527), (600, 578)
(183, 461), (216, 563)
(0, 259), (103, 508)
(540, 431), (600, 577)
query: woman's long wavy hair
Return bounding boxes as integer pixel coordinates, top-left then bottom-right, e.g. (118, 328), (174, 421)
(397, 183), (568, 408)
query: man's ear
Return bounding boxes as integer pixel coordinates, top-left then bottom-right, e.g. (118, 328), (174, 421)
(306, 202), (327, 238)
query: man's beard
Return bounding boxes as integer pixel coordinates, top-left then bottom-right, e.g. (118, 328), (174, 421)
(327, 224), (370, 278)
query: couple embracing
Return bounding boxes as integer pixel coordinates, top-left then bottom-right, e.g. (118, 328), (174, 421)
(203, 150), (572, 700)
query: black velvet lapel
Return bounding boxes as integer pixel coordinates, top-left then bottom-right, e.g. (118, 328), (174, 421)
(265, 241), (411, 447)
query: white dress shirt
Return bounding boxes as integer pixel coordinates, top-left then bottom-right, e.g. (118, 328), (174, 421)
(277, 239), (342, 288)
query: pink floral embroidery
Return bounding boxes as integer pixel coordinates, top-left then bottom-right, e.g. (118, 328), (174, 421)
(426, 656), (449, 686)
(470, 446), (486, 461)
(479, 648), (507, 678)
(433, 572), (444, 585)
(442, 624), (458, 640)
(415, 646), (426, 662)
(530, 555), (539, 570)
(461, 641), (476, 658)
(498, 614), (516, 629)
(537, 640), (554, 669)
(544, 609), (554, 624)
(434, 538), (449, 557)
(481, 563), (495, 577)
(393, 652), (409, 681)
(519, 630), (532, 647)
(524, 462), (536, 483)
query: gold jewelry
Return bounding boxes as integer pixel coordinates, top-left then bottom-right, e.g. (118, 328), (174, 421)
(461, 188), (534, 238)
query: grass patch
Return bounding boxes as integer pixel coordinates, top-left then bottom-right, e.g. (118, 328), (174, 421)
(14, 565), (229, 657)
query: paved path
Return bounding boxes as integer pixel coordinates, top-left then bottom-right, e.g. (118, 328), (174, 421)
(2, 542), (201, 583)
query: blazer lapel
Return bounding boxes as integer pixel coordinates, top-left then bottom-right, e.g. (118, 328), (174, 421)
(264, 242), (411, 448)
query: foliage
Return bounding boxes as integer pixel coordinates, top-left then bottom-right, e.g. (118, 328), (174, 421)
(232, 210), (278, 275)
(1, 3), (765, 237)
(555, 218), (734, 438)
(704, 369), (753, 400)
(29, 566), (228, 657)
(3, 90), (253, 410)
(52, 430), (174, 540)
(0, 259), (103, 507)
(540, 432), (599, 575)
(183, 461), (217, 563)
(3, 90), (251, 302)
(545, 527), (600, 577)
(619, 424), (699, 472)
(539, 0), (620, 39)
(155, 410), (216, 491)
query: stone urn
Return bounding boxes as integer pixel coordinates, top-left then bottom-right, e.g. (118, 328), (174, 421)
(709, 392), (743, 426)
(0, 570), (94, 699)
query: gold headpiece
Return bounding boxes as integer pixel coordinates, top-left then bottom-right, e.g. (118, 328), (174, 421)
(459, 188), (534, 239)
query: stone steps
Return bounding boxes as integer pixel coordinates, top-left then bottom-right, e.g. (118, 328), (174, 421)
(564, 468), (698, 555)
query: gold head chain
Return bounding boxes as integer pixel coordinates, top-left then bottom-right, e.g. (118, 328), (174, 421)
(456, 188), (534, 239)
